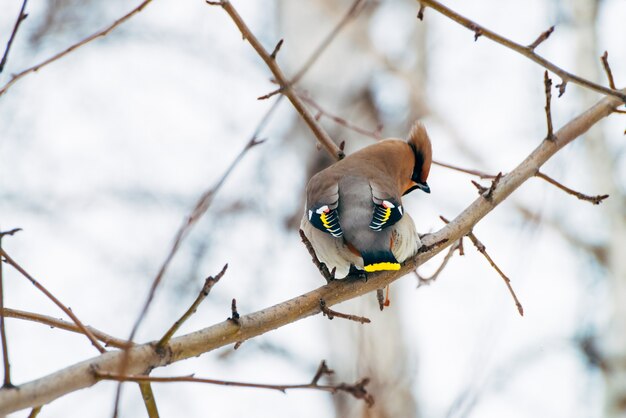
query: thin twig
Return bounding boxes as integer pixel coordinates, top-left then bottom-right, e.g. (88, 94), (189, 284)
(229, 298), (240, 325)
(0, 0), (154, 98)
(415, 238), (462, 287)
(138, 382), (160, 418)
(527, 26), (554, 51)
(156, 265), (228, 350)
(27, 406), (42, 418)
(417, 4), (426, 20)
(0, 0), (28, 74)
(207, 0), (345, 160)
(376, 288), (385, 311)
(535, 172), (609, 204)
(466, 231), (524, 316)
(299, 229), (334, 282)
(0, 229), (22, 388)
(269, 39), (283, 60)
(0, 249), (106, 353)
(96, 370), (374, 406)
(434, 160), (495, 179)
(445, 155), (607, 206)
(1, 307), (130, 349)
(311, 360), (333, 384)
(471, 180), (488, 195)
(544, 71), (555, 140)
(484, 172), (502, 200)
(418, 0), (626, 103)
(258, 0), (365, 101)
(601, 51), (616, 90)
(319, 299), (371, 324)
(439, 216), (522, 315)
(299, 91), (384, 140)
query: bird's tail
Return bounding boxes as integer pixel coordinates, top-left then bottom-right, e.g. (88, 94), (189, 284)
(361, 250), (401, 273)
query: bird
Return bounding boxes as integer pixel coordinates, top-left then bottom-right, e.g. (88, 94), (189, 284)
(301, 121), (432, 280)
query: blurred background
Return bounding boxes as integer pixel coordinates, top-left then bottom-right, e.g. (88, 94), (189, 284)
(1, 0), (625, 417)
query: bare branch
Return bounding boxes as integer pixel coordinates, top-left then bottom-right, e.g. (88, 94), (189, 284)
(544, 71), (555, 140)
(0, 0), (154, 98)
(0, 90), (623, 415)
(299, 229), (335, 282)
(0, 228), (22, 239)
(376, 288), (385, 311)
(527, 26), (554, 51)
(0, 0), (28, 74)
(484, 172), (502, 200)
(0, 249), (105, 353)
(418, 0), (626, 103)
(206, 0), (345, 160)
(1, 307), (130, 349)
(257, 0), (366, 101)
(269, 39), (283, 60)
(0, 228), (22, 388)
(27, 406), (42, 418)
(534, 172), (609, 204)
(138, 382), (160, 418)
(556, 80), (567, 97)
(601, 51), (616, 90)
(229, 298), (240, 325)
(311, 360), (333, 385)
(417, 4), (426, 20)
(435, 161), (495, 179)
(95, 368), (374, 406)
(157, 265), (228, 350)
(298, 91), (384, 140)
(466, 230), (524, 316)
(319, 299), (371, 324)
(439, 158), (608, 206)
(415, 238), (462, 287)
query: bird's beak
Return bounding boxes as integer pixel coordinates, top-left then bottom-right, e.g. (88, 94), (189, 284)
(417, 182), (430, 194)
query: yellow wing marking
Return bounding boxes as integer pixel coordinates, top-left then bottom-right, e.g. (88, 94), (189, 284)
(381, 207), (391, 223)
(320, 211), (332, 229)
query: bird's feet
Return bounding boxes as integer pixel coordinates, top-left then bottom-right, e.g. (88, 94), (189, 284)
(348, 264), (367, 281)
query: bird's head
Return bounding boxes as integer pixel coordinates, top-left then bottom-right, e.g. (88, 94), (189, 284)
(403, 121), (432, 196)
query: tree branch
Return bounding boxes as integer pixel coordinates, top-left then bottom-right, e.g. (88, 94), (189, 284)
(417, 0), (626, 103)
(544, 71), (555, 140)
(1, 307), (130, 349)
(206, 0), (345, 160)
(534, 172), (609, 205)
(601, 51), (616, 90)
(258, 0), (366, 101)
(0, 89), (621, 415)
(95, 365), (374, 406)
(466, 230), (523, 316)
(319, 299), (371, 324)
(0, 0), (154, 98)
(0, 249), (106, 353)
(138, 382), (159, 418)
(156, 265), (228, 351)
(0, 0), (28, 74)
(0, 228), (22, 388)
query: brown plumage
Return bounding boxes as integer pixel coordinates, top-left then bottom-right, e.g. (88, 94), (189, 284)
(301, 121), (432, 279)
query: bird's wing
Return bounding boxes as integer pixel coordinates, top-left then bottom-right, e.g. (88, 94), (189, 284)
(369, 181), (404, 231)
(306, 175), (343, 238)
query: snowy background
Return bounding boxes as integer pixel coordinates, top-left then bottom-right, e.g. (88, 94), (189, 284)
(1, 0), (625, 417)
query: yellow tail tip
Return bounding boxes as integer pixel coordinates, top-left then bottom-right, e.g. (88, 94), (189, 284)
(364, 262), (401, 272)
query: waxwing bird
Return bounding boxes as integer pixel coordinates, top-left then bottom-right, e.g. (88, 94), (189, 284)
(301, 121), (432, 279)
